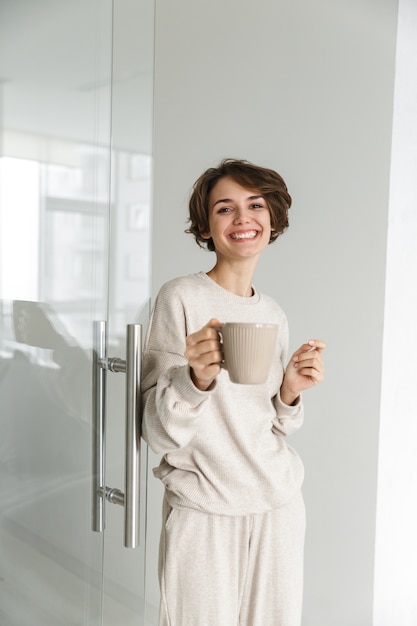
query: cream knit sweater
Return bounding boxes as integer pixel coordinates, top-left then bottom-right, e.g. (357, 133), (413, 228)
(141, 272), (304, 516)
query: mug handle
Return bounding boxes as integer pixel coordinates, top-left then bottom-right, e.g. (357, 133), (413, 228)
(214, 325), (227, 370)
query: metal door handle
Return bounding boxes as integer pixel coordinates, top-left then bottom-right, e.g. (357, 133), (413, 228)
(92, 321), (142, 548)
(92, 321), (106, 534)
(123, 324), (141, 548)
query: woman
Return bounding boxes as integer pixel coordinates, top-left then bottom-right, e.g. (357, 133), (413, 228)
(142, 158), (325, 626)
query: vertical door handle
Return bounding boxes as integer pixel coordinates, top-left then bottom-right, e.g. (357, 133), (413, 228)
(92, 320), (106, 533)
(92, 321), (142, 548)
(124, 324), (141, 548)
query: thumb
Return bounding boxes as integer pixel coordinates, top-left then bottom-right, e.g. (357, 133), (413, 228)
(207, 318), (222, 329)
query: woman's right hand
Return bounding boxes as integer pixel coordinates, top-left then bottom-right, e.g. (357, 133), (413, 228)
(184, 318), (223, 391)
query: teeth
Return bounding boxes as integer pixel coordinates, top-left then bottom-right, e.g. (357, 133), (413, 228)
(231, 231), (257, 240)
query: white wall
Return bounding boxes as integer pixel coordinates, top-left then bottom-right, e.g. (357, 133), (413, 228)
(148, 0), (399, 623)
(373, 0), (417, 623)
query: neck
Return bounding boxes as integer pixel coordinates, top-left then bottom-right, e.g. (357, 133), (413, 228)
(206, 259), (257, 297)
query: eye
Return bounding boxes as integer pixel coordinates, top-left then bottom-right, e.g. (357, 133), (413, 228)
(217, 206), (232, 214)
(251, 202), (264, 209)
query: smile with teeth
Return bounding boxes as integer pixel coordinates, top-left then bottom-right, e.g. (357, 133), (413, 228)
(230, 230), (258, 240)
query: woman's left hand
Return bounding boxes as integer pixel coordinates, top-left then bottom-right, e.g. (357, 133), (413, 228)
(280, 339), (326, 406)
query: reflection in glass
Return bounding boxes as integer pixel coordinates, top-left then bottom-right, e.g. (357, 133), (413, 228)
(0, 147), (151, 346)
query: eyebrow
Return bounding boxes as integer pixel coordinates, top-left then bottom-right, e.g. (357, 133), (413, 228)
(212, 194), (264, 208)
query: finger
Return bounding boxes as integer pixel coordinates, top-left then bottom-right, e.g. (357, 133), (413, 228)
(292, 356), (324, 379)
(185, 339), (222, 363)
(190, 318), (223, 339)
(297, 356), (324, 372)
(294, 350), (324, 366)
(292, 340), (326, 362)
(299, 367), (324, 384)
(186, 322), (222, 349)
(206, 318), (224, 343)
(206, 318), (222, 329)
(188, 342), (223, 364)
(305, 339), (326, 352)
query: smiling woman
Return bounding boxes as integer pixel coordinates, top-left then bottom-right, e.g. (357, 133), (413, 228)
(149, 1), (402, 624)
(141, 158), (326, 626)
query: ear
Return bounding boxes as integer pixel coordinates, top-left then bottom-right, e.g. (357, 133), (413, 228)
(201, 231), (211, 239)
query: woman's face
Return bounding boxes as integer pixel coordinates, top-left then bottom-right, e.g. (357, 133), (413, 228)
(204, 176), (273, 262)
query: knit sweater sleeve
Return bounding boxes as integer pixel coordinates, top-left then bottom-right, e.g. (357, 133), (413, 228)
(271, 314), (305, 436)
(141, 281), (215, 454)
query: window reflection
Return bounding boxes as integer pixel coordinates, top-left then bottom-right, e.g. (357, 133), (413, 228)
(0, 143), (151, 348)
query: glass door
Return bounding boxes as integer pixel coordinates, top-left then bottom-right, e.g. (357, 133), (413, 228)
(0, 1), (154, 624)
(100, 1), (154, 623)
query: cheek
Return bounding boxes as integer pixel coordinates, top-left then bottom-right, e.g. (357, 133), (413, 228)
(263, 217), (273, 236)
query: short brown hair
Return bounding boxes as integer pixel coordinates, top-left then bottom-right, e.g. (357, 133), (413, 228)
(186, 158), (292, 251)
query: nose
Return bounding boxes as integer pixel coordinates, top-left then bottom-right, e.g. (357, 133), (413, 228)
(233, 207), (251, 224)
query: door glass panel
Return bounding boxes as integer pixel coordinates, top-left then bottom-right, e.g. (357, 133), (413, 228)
(101, 0), (154, 623)
(0, 1), (113, 624)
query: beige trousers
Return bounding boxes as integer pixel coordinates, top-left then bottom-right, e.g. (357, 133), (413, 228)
(158, 491), (306, 626)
